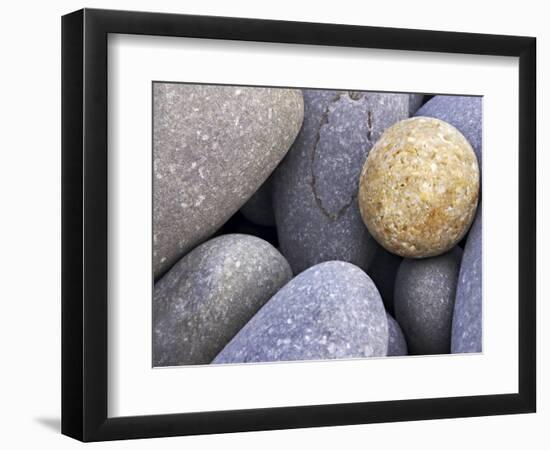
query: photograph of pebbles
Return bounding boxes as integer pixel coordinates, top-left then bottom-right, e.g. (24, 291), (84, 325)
(152, 82), (482, 367)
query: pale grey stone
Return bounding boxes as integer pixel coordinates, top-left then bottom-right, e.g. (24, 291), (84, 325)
(153, 83), (304, 278)
(394, 247), (463, 355)
(153, 234), (292, 366)
(452, 209), (482, 353)
(273, 90), (409, 274)
(213, 261), (388, 363)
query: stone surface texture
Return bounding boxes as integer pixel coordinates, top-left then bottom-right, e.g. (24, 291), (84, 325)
(213, 261), (388, 364)
(452, 208), (482, 353)
(273, 90), (409, 274)
(415, 95), (482, 168)
(359, 117), (479, 258)
(387, 313), (408, 356)
(240, 174), (276, 226)
(153, 83), (303, 278)
(153, 234), (292, 366)
(394, 247), (463, 354)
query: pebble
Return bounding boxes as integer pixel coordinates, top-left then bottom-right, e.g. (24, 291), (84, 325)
(213, 261), (388, 363)
(153, 83), (303, 278)
(394, 247), (463, 354)
(358, 117), (479, 258)
(452, 209), (482, 353)
(153, 234), (292, 366)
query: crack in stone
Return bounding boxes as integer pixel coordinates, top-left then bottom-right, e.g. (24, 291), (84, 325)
(309, 93), (359, 221)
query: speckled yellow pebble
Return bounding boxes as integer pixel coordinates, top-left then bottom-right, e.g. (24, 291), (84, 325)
(358, 117), (479, 258)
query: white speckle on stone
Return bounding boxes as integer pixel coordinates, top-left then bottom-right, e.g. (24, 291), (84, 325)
(234, 89), (242, 96)
(235, 261), (241, 268)
(286, 318), (293, 324)
(194, 195), (206, 206)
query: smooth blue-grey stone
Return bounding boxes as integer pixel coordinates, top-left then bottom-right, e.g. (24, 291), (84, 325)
(153, 84), (303, 278)
(452, 209), (482, 353)
(240, 174), (276, 226)
(213, 261), (388, 363)
(153, 234), (292, 366)
(367, 244), (403, 315)
(387, 313), (408, 356)
(415, 95), (482, 167)
(394, 247), (463, 355)
(409, 94), (424, 115)
(273, 90), (410, 274)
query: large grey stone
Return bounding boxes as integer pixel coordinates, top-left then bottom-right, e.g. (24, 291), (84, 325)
(213, 261), (388, 364)
(153, 234), (292, 366)
(367, 244), (403, 315)
(394, 247), (463, 355)
(387, 313), (408, 356)
(273, 90), (409, 274)
(415, 95), (482, 167)
(240, 174), (276, 226)
(452, 209), (482, 353)
(153, 83), (304, 278)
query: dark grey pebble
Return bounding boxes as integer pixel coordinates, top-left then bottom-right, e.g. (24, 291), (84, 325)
(451, 209), (482, 353)
(153, 84), (303, 278)
(387, 313), (408, 356)
(213, 261), (388, 364)
(153, 234), (292, 366)
(273, 90), (410, 274)
(415, 95), (482, 168)
(394, 247), (463, 355)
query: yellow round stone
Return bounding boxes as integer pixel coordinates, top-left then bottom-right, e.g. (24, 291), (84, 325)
(358, 117), (479, 258)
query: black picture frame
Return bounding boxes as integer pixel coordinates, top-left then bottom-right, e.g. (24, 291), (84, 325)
(61, 8), (536, 442)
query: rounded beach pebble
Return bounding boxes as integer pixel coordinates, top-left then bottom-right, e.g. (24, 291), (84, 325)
(153, 234), (292, 366)
(213, 261), (388, 364)
(394, 247), (463, 354)
(358, 117), (480, 258)
(153, 84), (303, 278)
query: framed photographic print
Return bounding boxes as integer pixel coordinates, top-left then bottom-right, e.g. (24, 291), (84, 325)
(61, 8), (536, 442)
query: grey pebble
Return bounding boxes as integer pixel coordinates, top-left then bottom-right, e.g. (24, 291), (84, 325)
(415, 95), (482, 168)
(387, 313), (408, 356)
(153, 234), (292, 366)
(452, 208), (482, 353)
(213, 261), (388, 364)
(273, 90), (409, 274)
(394, 247), (463, 355)
(240, 174), (276, 226)
(153, 83), (303, 278)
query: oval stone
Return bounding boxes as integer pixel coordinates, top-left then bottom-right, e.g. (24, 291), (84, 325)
(415, 95), (482, 168)
(213, 261), (388, 364)
(394, 247), (463, 354)
(273, 90), (410, 274)
(387, 313), (408, 356)
(153, 234), (292, 366)
(452, 209), (482, 353)
(358, 117), (479, 258)
(153, 84), (304, 278)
